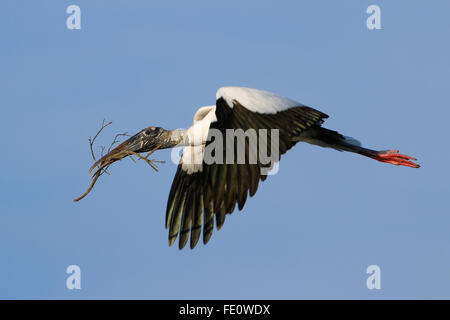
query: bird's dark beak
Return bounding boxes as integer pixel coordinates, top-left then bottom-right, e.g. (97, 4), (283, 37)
(89, 127), (161, 175)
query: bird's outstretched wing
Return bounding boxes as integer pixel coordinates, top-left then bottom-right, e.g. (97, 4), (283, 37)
(166, 87), (328, 249)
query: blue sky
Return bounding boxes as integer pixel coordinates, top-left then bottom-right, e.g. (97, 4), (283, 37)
(1, 0), (449, 299)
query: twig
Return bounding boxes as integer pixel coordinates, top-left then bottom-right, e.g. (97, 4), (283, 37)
(107, 132), (130, 153)
(123, 148), (165, 172)
(74, 125), (163, 202)
(73, 172), (102, 202)
(100, 146), (106, 158)
(89, 119), (112, 161)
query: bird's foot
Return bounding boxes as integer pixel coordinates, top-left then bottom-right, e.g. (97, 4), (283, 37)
(371, 150), (420, 168)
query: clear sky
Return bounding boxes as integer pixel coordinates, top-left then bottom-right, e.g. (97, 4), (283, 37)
(1, 0), (449, 299)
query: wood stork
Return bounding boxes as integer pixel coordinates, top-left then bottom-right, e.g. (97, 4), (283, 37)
(93, 86), (419, 250)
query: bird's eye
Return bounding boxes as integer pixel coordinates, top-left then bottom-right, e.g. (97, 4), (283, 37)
(145, 126), (156, 135)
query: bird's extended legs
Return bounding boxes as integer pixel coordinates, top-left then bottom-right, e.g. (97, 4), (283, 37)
(366, 149), (420, 168)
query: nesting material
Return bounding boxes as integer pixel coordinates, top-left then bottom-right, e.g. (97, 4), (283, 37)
(73, 120), (163, 202)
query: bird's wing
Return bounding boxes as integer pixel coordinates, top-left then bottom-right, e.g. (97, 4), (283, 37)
(166, 87), (328, 249)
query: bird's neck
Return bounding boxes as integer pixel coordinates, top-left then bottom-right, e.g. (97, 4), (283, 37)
(159, 129), (188, 149)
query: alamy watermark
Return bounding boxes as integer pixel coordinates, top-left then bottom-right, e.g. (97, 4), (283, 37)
(66, 265), (81, 290)
(171, 128), (280, 175)
(66, 5), (81, 30)
(366, 5), (381, 30)
(366, 265), (381, 290)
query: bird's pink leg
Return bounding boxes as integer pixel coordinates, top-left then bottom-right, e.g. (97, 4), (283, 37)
(368, 150), (420, 168)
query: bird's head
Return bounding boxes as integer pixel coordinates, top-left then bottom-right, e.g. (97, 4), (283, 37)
(122, 126), (166, 153)
(89, 126), (167, 174)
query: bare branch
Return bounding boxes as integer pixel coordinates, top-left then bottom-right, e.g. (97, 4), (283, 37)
(74, 122), (163, 202)
(89, 119), (112, 161)
(107, 132), (130, 153)
(73, 171), (102, 202)
(100, 146), (106, 158)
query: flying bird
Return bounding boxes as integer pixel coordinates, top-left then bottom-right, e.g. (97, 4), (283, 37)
(92, 87), (419, 250)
